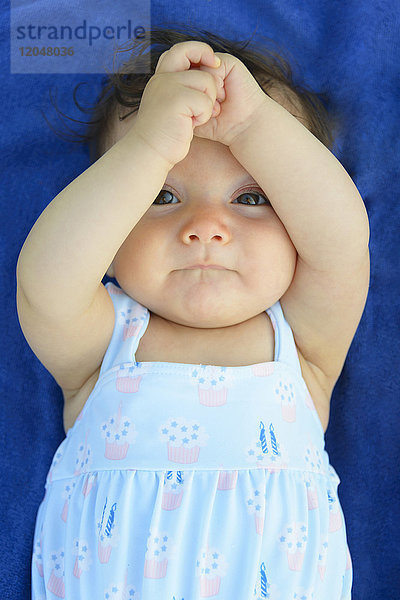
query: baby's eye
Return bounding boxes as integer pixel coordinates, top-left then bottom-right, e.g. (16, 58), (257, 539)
(153, 190), (179, 205)
(233, 192), (270, 206)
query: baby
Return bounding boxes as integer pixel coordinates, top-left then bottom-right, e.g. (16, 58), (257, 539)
(18, 26), (369, 600)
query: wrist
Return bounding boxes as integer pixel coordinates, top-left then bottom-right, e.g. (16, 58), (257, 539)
(228, 95), (275, 153)
(123, 121), (176, 173)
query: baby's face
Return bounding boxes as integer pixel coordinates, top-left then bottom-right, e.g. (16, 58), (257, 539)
(107, 117), (297, 328)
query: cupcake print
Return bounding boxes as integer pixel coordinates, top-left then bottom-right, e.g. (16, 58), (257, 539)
(162, 471), (186, 511)
(104, 570), (139, 599)
(144, 529), (172, 579)
(318, 537), (329, 581)
(246, 487), (266, 534)
(47, 448), (64, 485)
(118, 305), (146, 341)
(191, 365), (229, 406)
(33, 538), (44, 578)
(159, 417), (209, 464)
(60, 480), (77, 522)
(304, 441), (324, 474)
(46, 548), (65, 598)
(73, 431), (92, 476)
(275, 380), (296, 422)
(100, 400), (137, 460)
(196, 545), (228, 597)
(279, 522), (308, 571)
(115, 364), (143, 393)
(72, 538), (92, 578)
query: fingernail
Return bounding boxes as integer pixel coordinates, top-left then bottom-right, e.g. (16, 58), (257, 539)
(214, 56), (221, 67)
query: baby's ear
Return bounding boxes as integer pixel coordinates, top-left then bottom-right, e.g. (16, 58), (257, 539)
(106, 263), (115, 278)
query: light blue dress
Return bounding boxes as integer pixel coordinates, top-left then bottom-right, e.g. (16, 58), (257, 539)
(32, 281), (352, 599)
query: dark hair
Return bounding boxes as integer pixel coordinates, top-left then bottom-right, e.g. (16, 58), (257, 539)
(47, 24), (340, 163)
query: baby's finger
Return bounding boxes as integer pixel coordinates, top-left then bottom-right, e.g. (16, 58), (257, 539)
(155, 41), (220, 75)
(198, 68), (226, 103)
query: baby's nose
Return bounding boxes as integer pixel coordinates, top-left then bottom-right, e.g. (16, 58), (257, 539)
(180, 209), (232, 245)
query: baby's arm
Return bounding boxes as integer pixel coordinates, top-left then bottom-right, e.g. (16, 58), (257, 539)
(16, 42), (220, 394)
(229, 97), (370, 387)
(16, 123), (175, 397)
(17, 44), (220, 323)
(17, 136), (170, 320)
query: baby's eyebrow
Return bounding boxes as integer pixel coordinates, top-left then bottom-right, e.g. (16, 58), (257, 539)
(161, 176), (262, 193)
(234, 175), (260, 186)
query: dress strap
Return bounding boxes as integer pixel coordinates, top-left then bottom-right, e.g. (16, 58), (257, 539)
(266, 301), (302, 377)
(99, 282), (149, 376)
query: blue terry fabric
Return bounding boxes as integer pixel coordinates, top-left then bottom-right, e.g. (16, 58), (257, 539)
(1, 1), (399, 599)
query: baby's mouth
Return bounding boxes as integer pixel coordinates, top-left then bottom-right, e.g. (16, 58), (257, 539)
(184, 264), (228, 270)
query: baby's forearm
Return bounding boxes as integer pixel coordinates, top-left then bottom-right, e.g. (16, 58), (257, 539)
(17, 129), (171, 321)
(229, 97), (369, 271)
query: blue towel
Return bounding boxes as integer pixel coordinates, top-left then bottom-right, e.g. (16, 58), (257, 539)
(2, 2), (399, 598)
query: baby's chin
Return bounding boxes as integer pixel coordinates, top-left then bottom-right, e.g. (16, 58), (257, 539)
(148, 302), (267, 330)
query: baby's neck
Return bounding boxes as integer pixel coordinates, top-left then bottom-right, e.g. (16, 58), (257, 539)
(135, 311), (275, 367)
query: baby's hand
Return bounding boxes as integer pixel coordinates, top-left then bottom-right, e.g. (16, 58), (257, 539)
(132, 41), (223, 167)
(193, 52), (268, 147)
